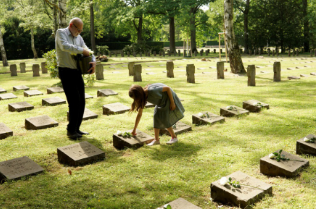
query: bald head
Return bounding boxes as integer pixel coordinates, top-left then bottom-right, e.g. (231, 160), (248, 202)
(69, 17), (83, 37)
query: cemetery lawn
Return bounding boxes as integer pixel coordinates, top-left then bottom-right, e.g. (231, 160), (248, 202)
(1, 55), (316, 208)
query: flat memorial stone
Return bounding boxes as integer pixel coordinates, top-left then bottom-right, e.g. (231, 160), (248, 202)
(242, 100), (269, 113)
(42, 97), (66, 106)
(160, 121), (192, 136)
(0, 93), (17, 100)
(288, 76), (300, 80)
(300, 74), (309, 77)
(85, 93), (93, 99)
(260, 150), (309, 177)
(211, 171), (272, 208)
(25, 115), (58, 130)
(310, 72), (316, 76)
(13, 85), (29, 91)
(47, 87), (64, 94)
(220, 105), (249, 117)
(157, 198), (201, 209)
(192, 112), (225, 125)
(8, 101), (34, 112)
(57, 141), (105, 166)
(97, 89), (118, 97)
(0, 88), (7, 93)
(113, 129), (154, 150)
(145, 102), (155, 108)
(103, 102), (130, 115)
(296, 134), (316, 156)
(67, 108), (98, 121)
(24, 90), (43, 97)
(0, 123), (13, 140)
(0, 156), (44, 183)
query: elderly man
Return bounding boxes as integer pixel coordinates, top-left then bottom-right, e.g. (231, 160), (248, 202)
(55, 17), (96, 139)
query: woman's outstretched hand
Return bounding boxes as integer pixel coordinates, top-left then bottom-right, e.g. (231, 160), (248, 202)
(170, 101), (176, 110)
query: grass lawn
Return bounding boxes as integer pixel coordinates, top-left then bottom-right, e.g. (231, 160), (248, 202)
(0, 54), (316, 208)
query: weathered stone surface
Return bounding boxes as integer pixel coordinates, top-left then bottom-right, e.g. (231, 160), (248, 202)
(166, 61), (174, 78)
(10, 64), (17, 76)
(260, 150), (309, 177)
(273, 62), (281, 82)
(133, 64), (142, 82)
(145, 102), (155, 108)
(186, 64), (195, 83)
(0, 123), (13, 140)
(217, 62), (224, 79)
(288, 76), (300, 80)
(13, 85), (29, 91)
(0, 156), (44, 182)
(128, 62), (135, 76)
(310, 72), (316, 76)
(41, 62), (48, 74)
(296, 134), (316, 156)
(47, 87), (64, 94)
(192, 112), (225, 125)
(0, 87), (7, 93)
(97, 89), (118, 97)
(247, 65), (256, 86)
(57, 141), (105, 166)
(242, 100), (269, 113)
(8, 101), (34, 112)
(32, 64), (40, 77)
(103, 102), (130, 115)
(20, 62), (26, 73)
(95, 62), (104, 80)
(211, 171), (272, 208)
(0, 93), (17, 100)
(68, 108), (98, 121)
(25, 115), (58, 130)
(160, 121), (192, 135)
(24, 90), (43, 97)
(300, 74), (309, 77)
(42, 97), (66, 106)
(85, 93), (93, 99)
(113, 129), (154, 150)
(157, 198), (201, 209)
(220, 106), (249, 117)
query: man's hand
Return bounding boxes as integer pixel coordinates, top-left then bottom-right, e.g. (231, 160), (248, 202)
(88, 62), (96, 74)
(83, 48), (90, 57)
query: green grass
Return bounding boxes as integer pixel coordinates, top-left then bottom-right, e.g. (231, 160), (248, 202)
(1, 54), (316, 208)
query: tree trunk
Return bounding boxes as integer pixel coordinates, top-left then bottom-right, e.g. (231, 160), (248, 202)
(190, 8), (197, 53)
(303, 0), (309, 52)
(169, 17), (175, 53)
(31, 28), (38, 59)
(243, 0), (249, 54)
(224, 0), (245, 73)
(58, 0), (67, 28)
(90, 0), (96, 52)
(137, 15), (143, 44)
(0, 25), (8, 66)
(53, 0), (58, 37)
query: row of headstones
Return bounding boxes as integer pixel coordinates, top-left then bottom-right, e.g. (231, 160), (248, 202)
(9, 62), (47, 77)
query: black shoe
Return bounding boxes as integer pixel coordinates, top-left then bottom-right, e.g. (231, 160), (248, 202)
(67, 131), (82, 139)
(77, 130), (89, 135)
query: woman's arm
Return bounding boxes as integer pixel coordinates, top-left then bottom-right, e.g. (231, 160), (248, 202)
(132, 108), (143, 135)
(162, 86), (176, 110)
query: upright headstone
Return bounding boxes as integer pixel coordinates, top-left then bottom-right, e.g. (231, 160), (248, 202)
(186, 64), (195, 83)
(121, 51), (124, 57)
(154, 51), (156, 56)
(10, 64), (17, 76)
(41, 62), (48, 74)
(194, 51), (197, 57)
(133, 51), (136, 57)
(20, 62), (26, 73)
(127, 51), (130, 57)
(247, 65), (256, 86)
(178, 50), (181, 56)
(310, 50), (313, 57)
(272, 50), (275, 56)
(220, 49), (222, 54)
(95, 62), (104, 80)
(214, 49), (216, 53)
(128, 62), (135, 76)
(249, 49), (252, 55)
(133, 64), (142, 82)
(109, 51), (112, 57)
(166, 61), (174, 78)
(32, 64), (40, 77)
(296, 50), (299, 56)
(25, 115), (58, 130)
(0, 123), (13, 140)
(288, 50), (291, 57)
(183, 50), (187, 57)
(217, 62), (224, 79)
(273, 62), (281, 82)
(200, 50), (203, 56)
(268, 49), (270, 56)
(206, 50), (209, 56)
(276, 48), (279, 56)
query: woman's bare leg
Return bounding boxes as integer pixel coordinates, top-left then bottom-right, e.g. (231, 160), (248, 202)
(166, 127), (177, 139)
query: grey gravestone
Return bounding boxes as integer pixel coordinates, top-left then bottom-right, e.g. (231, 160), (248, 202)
(0, 93), (17, 100)
(214, 49), (216, 53)
(260, 150), (309, 177)
(121, 51), (124, 57)
(42, 97), (66, 106)
(32, 64), (40, 77)
(247, 65), (256, 86)
(288, 76), (300, 80)
(13, 85), (29, 91)
(186, 64), (195, 83)
(287, 67), (295, 70)
(85, 93), (93, 99)
(0, 123), (13, 140)
(273, 62), (281, 82)
(95, 63), (104, 80)
(133, 64), (142, 82)
(127, 51), (130, 57)
(24, 90), (43, 97)
(296, 134), (316, 156)
(0, 156), (44, 182)
(310, 72), (316, 76)
(211, 171), (272, 208)
(113, 129), (154, 150)
(67, 108), (98, 121)
(217, 62), (224, 79)
(128, 62), (135, 76)
(157, 198), (201, 209)
(103, 102), (130, 115)
(41, 62), (48, 74)
(8, 101), (34, 112)
(97, 89), (118, 97)
(47, 87), (64, 94)
(242, 100), (269, 113)
(192, 112), (225, 126)
(300, 74), (309, 77)
(145, 102), (155, 108)
(25, 115), (58, 130)
(220, 105), (249, 117)
(167, 61), (174, 78)
(0, 87), (7, 93)
(10, 64), (17, 76)
(160, 121), (192, 136)
(20, 62), (26, 73)
(57, 141), (105, 166)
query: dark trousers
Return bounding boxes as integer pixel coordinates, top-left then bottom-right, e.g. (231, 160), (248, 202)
(58, 67), (85, 132)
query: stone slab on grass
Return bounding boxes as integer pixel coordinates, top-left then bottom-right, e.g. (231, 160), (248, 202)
(42, 97), (66, 106)
(300, 74), (309, 77)
(288, 76), (300, 80)
(97, 89), (118, 97)
(0, 156), (44, 182)
(47, 87), (64, 94)
(103, 102), (130, 115)
(8, 101), (34, 112)
(0, 123), (13, 140)
(113, 129), (154, 150)
(0, 88), (7, 93)
(160, 121), (192, 136)
(242, 100), (269, 113)
(260, 150), (309, 177)
(13, 85), (29, 91)
(310, 72), (316, 76)
(24, 90), (43, 97)
(192, 112), (225, 125)
(220, 106), (249, 117)
(0, 93), (17, 100)
(296, 134), (316, 156)
(145, 102), (155, 108)
(85, 93), (93, 99)
(211, 171), (272, 208)
(67, 108), (98, 121)
(157, 198), (201, 209)
(57, 141), (105, 166)
(25, 115), (58, 130)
